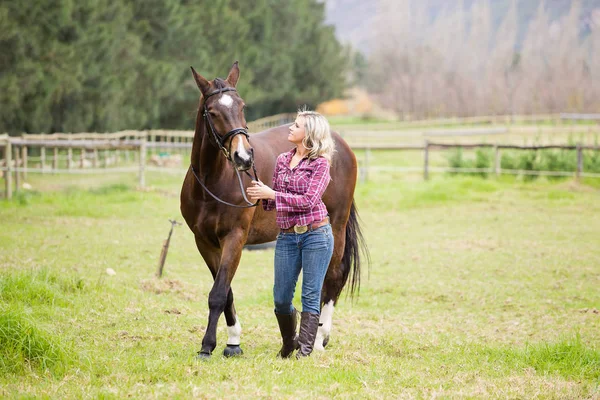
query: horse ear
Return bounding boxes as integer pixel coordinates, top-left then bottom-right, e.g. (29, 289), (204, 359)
(226, 61), (240, 87)
(190, 66), (210, 94)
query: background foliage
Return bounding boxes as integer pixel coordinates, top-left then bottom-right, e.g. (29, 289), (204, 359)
(0, 0), (348, 134)
(345, 0), (600, 119)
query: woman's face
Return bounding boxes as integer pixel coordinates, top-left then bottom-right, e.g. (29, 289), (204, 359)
(288, 116), (306, 146)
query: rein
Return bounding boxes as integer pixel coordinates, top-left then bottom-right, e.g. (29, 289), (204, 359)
(190, 87), (259, 208)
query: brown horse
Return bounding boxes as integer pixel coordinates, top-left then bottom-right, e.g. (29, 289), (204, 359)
(180, 62), (368, 359)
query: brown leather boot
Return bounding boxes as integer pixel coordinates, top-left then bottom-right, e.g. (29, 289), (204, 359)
(296, 312), (320, 358)
(275, 309), (298, 358)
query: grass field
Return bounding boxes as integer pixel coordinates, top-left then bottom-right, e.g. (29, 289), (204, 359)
(1, 171), (599, 399)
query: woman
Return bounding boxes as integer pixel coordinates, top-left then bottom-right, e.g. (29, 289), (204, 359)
(246, 109), (335, 358)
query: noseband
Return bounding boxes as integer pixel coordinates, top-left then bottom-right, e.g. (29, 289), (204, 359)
(190, 86), (259, 208)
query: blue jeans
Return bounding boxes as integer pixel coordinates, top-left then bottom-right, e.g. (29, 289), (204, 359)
(273, 224), (334, 315)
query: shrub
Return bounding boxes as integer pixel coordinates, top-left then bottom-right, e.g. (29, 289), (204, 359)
(517, 150), (541, 181)
(474, 148), (492, 178)
(500, 151), (518, 170)
(447, 147), (466, 172)
(445, 142), (600, 180)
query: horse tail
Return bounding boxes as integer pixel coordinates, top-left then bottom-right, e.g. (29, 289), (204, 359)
(341, 199), (370, 299)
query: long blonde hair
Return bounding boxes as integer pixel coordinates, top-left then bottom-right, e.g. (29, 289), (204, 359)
(297, 108), (336, 163)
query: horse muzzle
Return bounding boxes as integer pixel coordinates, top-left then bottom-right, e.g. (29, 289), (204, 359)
(233, 150), (254, 171)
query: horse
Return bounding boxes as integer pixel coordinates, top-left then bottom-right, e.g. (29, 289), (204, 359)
(180, 61), (368, 359)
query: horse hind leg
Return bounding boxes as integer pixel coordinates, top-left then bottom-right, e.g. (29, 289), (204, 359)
(315, 298), (336, 351)
(315, 230), (346, 351)
(223, 288), (243, 357)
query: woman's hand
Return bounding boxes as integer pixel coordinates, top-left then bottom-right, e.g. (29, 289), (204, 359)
(246, 180), (276, 201)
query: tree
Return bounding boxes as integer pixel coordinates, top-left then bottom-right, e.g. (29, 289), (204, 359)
(0, 0), (349, 133)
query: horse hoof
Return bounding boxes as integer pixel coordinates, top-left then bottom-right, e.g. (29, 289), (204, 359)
(323, 336), (329, 348)
(196, 351), (211, 361)
(223, 345), (243, 357)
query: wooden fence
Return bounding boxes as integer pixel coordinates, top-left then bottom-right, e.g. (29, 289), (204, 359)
(354, 142), (600, 182)
(2, 113), (600, 199)
(247, 113), (295, 132)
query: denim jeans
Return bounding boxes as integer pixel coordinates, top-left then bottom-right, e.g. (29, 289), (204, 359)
(273, 224), (334, 315)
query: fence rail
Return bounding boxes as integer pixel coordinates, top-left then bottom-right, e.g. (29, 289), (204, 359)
(352, 142), (599, 182)
(560, 113), (600, 121)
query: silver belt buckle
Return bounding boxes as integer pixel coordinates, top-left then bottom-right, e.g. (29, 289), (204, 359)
(294, 225), (308, 234)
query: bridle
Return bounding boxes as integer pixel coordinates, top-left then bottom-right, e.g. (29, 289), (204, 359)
(190, 87), (259, 208)
(202, 87), (248, 161)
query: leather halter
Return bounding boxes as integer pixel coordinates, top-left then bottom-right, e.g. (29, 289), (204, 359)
(190, 86), (259, 208)
(202, 87), (249, 160)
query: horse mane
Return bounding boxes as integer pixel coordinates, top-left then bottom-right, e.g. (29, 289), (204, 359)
(213, 78), (227, 89)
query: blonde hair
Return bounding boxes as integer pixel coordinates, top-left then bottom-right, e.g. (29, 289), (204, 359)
(297, 108), (336, 163)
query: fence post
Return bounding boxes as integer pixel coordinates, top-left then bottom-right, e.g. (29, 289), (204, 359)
(21, 144), (28, 180)
(125, 138), (130, 163)
(139, 136), (147, 188)
(424, 140), (429, 181)
(494, 145), (501, 177)
(53, 147), (58, 173)
(14, 145), (20, 193)
(40, 146), (46, 174)
(80, 148), (85, 168)
(576, 143), (583, 181)
(5, 140), (12, 199)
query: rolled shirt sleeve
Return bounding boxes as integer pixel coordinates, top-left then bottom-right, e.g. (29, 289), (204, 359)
(262, 155), (282, 211)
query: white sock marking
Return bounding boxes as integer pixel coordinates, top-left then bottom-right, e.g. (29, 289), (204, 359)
(227, 318), (242, 346)
(219, 94), (233, 108)
(315, 300), (335, 351)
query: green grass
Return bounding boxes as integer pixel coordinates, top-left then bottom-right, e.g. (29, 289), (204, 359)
(1, 172), (599, 398)
(0, 308), (74, 376)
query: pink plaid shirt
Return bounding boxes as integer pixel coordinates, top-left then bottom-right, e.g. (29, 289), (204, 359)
(262, 149), (331, 229)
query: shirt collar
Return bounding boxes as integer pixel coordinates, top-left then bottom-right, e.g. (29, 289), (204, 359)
(284, 148), (311, 164)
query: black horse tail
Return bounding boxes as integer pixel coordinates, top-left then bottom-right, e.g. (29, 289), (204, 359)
(341, 199), (370, 300)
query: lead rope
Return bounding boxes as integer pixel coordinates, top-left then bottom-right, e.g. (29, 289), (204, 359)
(190, 164), (259, 208)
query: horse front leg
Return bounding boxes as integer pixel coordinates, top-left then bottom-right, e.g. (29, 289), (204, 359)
(222, 288), (243, 357)
(198, 230), (245, 359)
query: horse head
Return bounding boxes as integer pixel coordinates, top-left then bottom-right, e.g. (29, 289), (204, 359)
(191, 62), (253, 171)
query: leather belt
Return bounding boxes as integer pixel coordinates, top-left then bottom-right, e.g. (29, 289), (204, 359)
(281, 217), (330, 234)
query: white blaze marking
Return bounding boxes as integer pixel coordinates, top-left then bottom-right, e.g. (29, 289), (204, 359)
(235, 136), (252, 162)
(314, 300), (335, 351)
(227, 318), (242, 346)
(219, 94), (234, 108)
